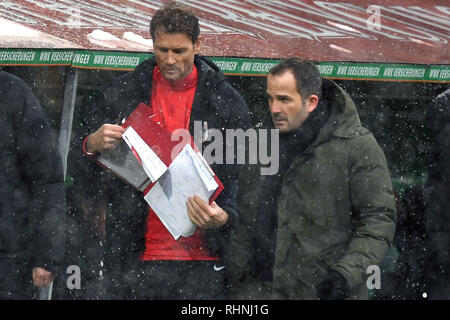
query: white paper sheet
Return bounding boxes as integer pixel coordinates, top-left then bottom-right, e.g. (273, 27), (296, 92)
(122, 126), (167, 182)
(144, 144), (218, 239)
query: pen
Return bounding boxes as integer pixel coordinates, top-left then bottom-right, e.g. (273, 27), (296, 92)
(116, 113), (126, 125)
(202, 121), (208, 142)
(115, 113), (122, 125)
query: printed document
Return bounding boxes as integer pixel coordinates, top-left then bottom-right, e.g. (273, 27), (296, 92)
(144, 144), (219, 239)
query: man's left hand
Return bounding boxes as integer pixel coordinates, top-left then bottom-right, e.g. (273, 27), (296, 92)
(187, 195), (228, 229)
(317, 270), (350, 300)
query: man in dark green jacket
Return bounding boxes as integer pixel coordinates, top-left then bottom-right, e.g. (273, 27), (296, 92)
(228, 58), (397, 300)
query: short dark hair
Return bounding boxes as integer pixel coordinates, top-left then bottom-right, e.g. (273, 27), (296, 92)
(269, 58), (322, 101)
(150, 1), (200, 44)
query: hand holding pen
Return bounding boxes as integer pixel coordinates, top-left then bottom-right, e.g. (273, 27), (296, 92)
(85, 115), (126, 154)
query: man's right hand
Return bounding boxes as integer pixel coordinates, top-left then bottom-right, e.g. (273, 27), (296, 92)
(86, 124), (126, 153)
(32, 267), (54, 288)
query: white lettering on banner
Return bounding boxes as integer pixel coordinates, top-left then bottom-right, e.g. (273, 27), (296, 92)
(241, 62), (252, 72)
(384, 68), (394, 77)
(347, 66), (380, 77)
(440, 70), (450, 79)
(214, 60), (238, 71)
(235, 61), (278, 73)
(103, 55), (140, 67)
(393, 68), (426, 78)
(337, 66), (348, 75)
(39, 51), (73, 63)
(39, 51), (51, 62)
(51, 51), (73, 62)
(317, 65), (334, 75)
(251, 62), (277, 72)
(93, 55), (105, 65)
(381, 67), (426, 78)
(72, 53), (89, 64)
(0, 51), (35, 61)
(429, 69), (441, 78)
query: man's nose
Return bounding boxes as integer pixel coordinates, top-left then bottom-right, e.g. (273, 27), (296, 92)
(269, 101), (282, 114)
(166, 51), (176, 65)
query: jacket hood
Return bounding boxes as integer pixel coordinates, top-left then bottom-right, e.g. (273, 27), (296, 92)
(314, 78), (364, 144)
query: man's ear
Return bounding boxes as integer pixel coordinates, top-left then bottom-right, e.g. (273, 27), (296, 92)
(306, 94), (319, 113)
(194, 36), (202, 55)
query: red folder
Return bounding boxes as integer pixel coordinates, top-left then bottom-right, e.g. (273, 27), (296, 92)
(121, 103), (224, 204)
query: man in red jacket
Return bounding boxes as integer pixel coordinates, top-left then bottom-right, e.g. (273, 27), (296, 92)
(80, 2), (250, 299)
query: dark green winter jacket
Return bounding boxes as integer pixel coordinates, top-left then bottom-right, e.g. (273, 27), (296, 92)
(228, 79), (397, 300)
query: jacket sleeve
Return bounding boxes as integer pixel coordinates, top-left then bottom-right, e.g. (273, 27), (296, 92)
(226, 163), (274, 299)
(202, 82), (252, 262)
(331, 132), (397, 292)
(15, 81), (66, 275)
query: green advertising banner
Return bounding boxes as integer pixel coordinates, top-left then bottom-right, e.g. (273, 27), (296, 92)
(210, 58), (281, 75)
(0, 49), (449, 82)
(316, 62), (450, 82)
(70, 51), (152, 70)
(0, 49), (74, 65)
(210, 57), (450, 82)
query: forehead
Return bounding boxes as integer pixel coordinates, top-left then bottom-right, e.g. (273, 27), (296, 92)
(153, 30), (192, 47)
(266, 71), (299, 95)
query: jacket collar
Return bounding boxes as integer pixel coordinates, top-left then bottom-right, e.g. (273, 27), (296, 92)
(153, 65), (198, 91)
(132, 55), (224, 105)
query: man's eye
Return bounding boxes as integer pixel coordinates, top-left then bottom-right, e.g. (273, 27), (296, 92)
(173, 49), (186, 54)
(158, 48), (168, 52)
